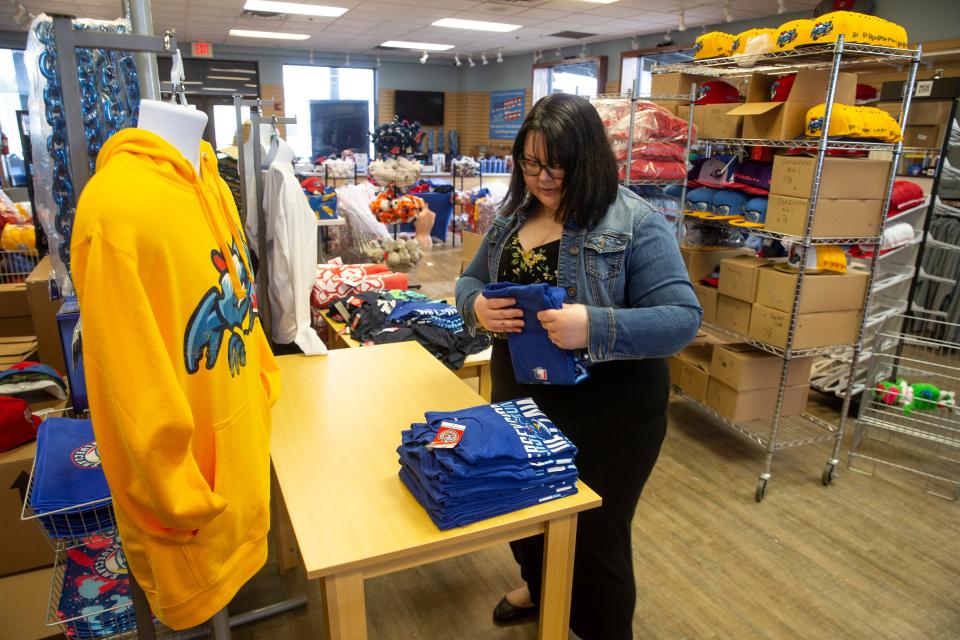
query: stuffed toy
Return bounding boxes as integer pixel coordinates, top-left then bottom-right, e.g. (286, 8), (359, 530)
(368, 157), (423, 187)
(370, 189), (425, 224)
(370, 116), (424, 158)
(874, 379), (957, 416)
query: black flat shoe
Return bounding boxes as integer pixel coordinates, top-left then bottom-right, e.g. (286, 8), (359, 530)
(492, 596), (539, 625)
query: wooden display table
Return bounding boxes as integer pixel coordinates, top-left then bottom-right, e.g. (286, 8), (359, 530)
(320, 307), (493, 400)
(270, 343), (601, 639)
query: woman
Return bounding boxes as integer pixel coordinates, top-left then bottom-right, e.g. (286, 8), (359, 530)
(455, 93), (701, 640)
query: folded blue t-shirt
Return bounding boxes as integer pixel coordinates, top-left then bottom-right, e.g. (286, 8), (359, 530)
(386, 300), (465, 333)
(31, 417), (111, 511)
(483, 282), (588, 385)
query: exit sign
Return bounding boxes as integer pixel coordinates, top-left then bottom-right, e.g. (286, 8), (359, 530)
(191, 42), (213, 58)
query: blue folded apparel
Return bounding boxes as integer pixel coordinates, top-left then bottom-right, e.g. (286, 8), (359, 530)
(483, 282), (589, 385)
(57, 535), (136, 638)
(30, 418), (112, 537)
(386, 300), (465, 333)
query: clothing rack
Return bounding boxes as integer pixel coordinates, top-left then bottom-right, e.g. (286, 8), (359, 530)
(249, 111), (297, 345)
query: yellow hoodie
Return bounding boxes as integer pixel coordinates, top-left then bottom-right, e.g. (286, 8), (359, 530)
(71, 128), (280, 630)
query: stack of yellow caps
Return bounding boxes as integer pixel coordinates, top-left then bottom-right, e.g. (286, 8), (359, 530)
(805, 103), (903, 142)
(694, 32), (736, 59)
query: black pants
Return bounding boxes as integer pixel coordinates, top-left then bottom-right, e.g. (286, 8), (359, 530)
(492, 343), (670, 640)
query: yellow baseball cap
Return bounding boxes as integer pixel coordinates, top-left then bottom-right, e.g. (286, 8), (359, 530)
(774, 19), (813, 51)
(806, 11), (908, 49)
(694, 32), (736, 59)
(732, 28), (777, 56)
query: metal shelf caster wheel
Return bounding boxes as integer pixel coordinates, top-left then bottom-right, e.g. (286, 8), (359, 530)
(755, 476), (768, 503)
(822, 461), (838, 486)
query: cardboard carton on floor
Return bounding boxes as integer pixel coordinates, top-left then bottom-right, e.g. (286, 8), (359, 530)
(716, 295), (753, 335)
(680, 246), (753, 283)
(0, 440), (54, 578)
(710, 343), (813, 390)
(877, 100), (951, 126)
(0, 336), (38, 368)
(756, 266), (869, 314)
(461, 231), (483, 264)
(0, 566), (55, 639)
(748, 304), (861, 349)
(706, 378), (809, 422)
(678, 103), (743, 139)
(25, 256), (66, 374)
(0, 282), (34, 338)
(727, 69), (856, 140)
(769, 155), (891, 200)
(764, 195), (883, 238)
(692, 283), (718, 324)
(669, 344), (713, 402)
(718, 255), (770, 302)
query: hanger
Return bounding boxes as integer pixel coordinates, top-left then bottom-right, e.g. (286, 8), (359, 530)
(168, 48), (189, 107)
(262, 115), (281, 168)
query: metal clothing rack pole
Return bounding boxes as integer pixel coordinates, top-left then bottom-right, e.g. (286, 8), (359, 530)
(250, 111), (297, 344)
(232, 96), (275, 226)
(677, 83), (696, 239)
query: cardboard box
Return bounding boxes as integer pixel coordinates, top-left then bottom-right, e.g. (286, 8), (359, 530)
(765, 194), (882, 238)
(877, 100), (952, 125)
(25, 256), (66, 374)
(680, 246), (753, 283)
(718, 255), (770, 302)
(0, 567), (56, 639)
(756, 266), (869, 314)
(670, 344), (713, 402)
(0, 283), (33, 338)
(904, 124), (942, 149)
(651, 72), (715, 102)
(716, 295), (753, 335)
(727, 70), (857, 140)
(710, 342), (813, 390)
(769, 156), (892, 200)
(0, 336), (38, 367)
(693, 283), (718, 324)
(0, 440), (54, 578)
(706, 378), (809, 422)
(678, 103), (743, 139)
(748, 304), (861, 349)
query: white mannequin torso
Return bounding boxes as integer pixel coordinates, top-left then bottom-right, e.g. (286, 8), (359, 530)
(137, 99), (208, 173)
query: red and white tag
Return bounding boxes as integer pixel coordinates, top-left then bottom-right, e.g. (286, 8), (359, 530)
(426, 421), (466, 449)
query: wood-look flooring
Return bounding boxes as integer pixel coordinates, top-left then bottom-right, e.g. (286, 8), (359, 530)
(231, 244), (960, 640)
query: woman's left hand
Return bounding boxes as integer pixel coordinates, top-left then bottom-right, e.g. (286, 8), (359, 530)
(537, 304), (589, 350)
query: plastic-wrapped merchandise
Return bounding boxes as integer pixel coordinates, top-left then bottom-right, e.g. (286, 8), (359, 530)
(367, 157), (422, 187)
(320, 158), (356, 179)
(336, 182), (390, 253)
(451, 156), (479, 177)
(26, 14), (140, 291)
(682, 218), (746, 248)
(939, 159), (960, 200)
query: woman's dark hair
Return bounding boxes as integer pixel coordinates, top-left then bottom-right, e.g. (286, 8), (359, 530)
(501, 93), (619, 228)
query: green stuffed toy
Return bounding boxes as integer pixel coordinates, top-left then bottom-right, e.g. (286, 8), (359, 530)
(873, 379), (957, 416)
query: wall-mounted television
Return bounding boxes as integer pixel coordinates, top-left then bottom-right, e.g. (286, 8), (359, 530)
(394, 90), (444, 126)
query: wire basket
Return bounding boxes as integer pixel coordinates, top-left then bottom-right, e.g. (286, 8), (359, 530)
(0, 248), (40, 284)
(20, 409), (117, 550)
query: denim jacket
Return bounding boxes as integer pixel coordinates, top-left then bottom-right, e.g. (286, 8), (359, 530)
(455, 186), (702, 364)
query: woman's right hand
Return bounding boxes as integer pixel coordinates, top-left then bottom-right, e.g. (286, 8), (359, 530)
(474, 294), (525, 333)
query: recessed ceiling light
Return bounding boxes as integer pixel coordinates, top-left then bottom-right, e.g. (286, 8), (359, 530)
(229, 29), (310, 40)
(380, 40), (454, 51)
(242, 0), (347, 17)
(210, 67), (256, 74)
(207, 75), (247, 81)
(432, 18), (520, 33)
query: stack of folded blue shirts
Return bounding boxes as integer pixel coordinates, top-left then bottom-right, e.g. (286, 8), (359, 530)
(398, 397), (579, 530)
(29, 417), (113, 538)
(57, 535), (136, 638)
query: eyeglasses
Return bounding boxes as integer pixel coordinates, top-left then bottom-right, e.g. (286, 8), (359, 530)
(519, 157), (564, 178)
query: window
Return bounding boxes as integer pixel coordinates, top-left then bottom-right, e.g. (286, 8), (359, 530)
(0, 48), (29, 185)
(532, 56), (607, 103)
(213, 104), (250, 150)
(282, 65), (375, 161)
(619, 48), (694, 95)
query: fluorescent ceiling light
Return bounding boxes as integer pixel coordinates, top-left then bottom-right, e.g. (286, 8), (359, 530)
(207, 75), (247, 81)
(242, 0), (347, 17)
(381, 40), (454, 51)
(182, 80), (202, 85)
(432, 18), (520, 33)
(210, 67), (256, 74)
(202, 87), (238, 92)
(580, 0), (619, 3)
(244, 83), (259, 87)
(229, 29), (310, 40)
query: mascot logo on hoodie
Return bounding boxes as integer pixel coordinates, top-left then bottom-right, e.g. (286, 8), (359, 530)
(184, 241), (256, 377)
